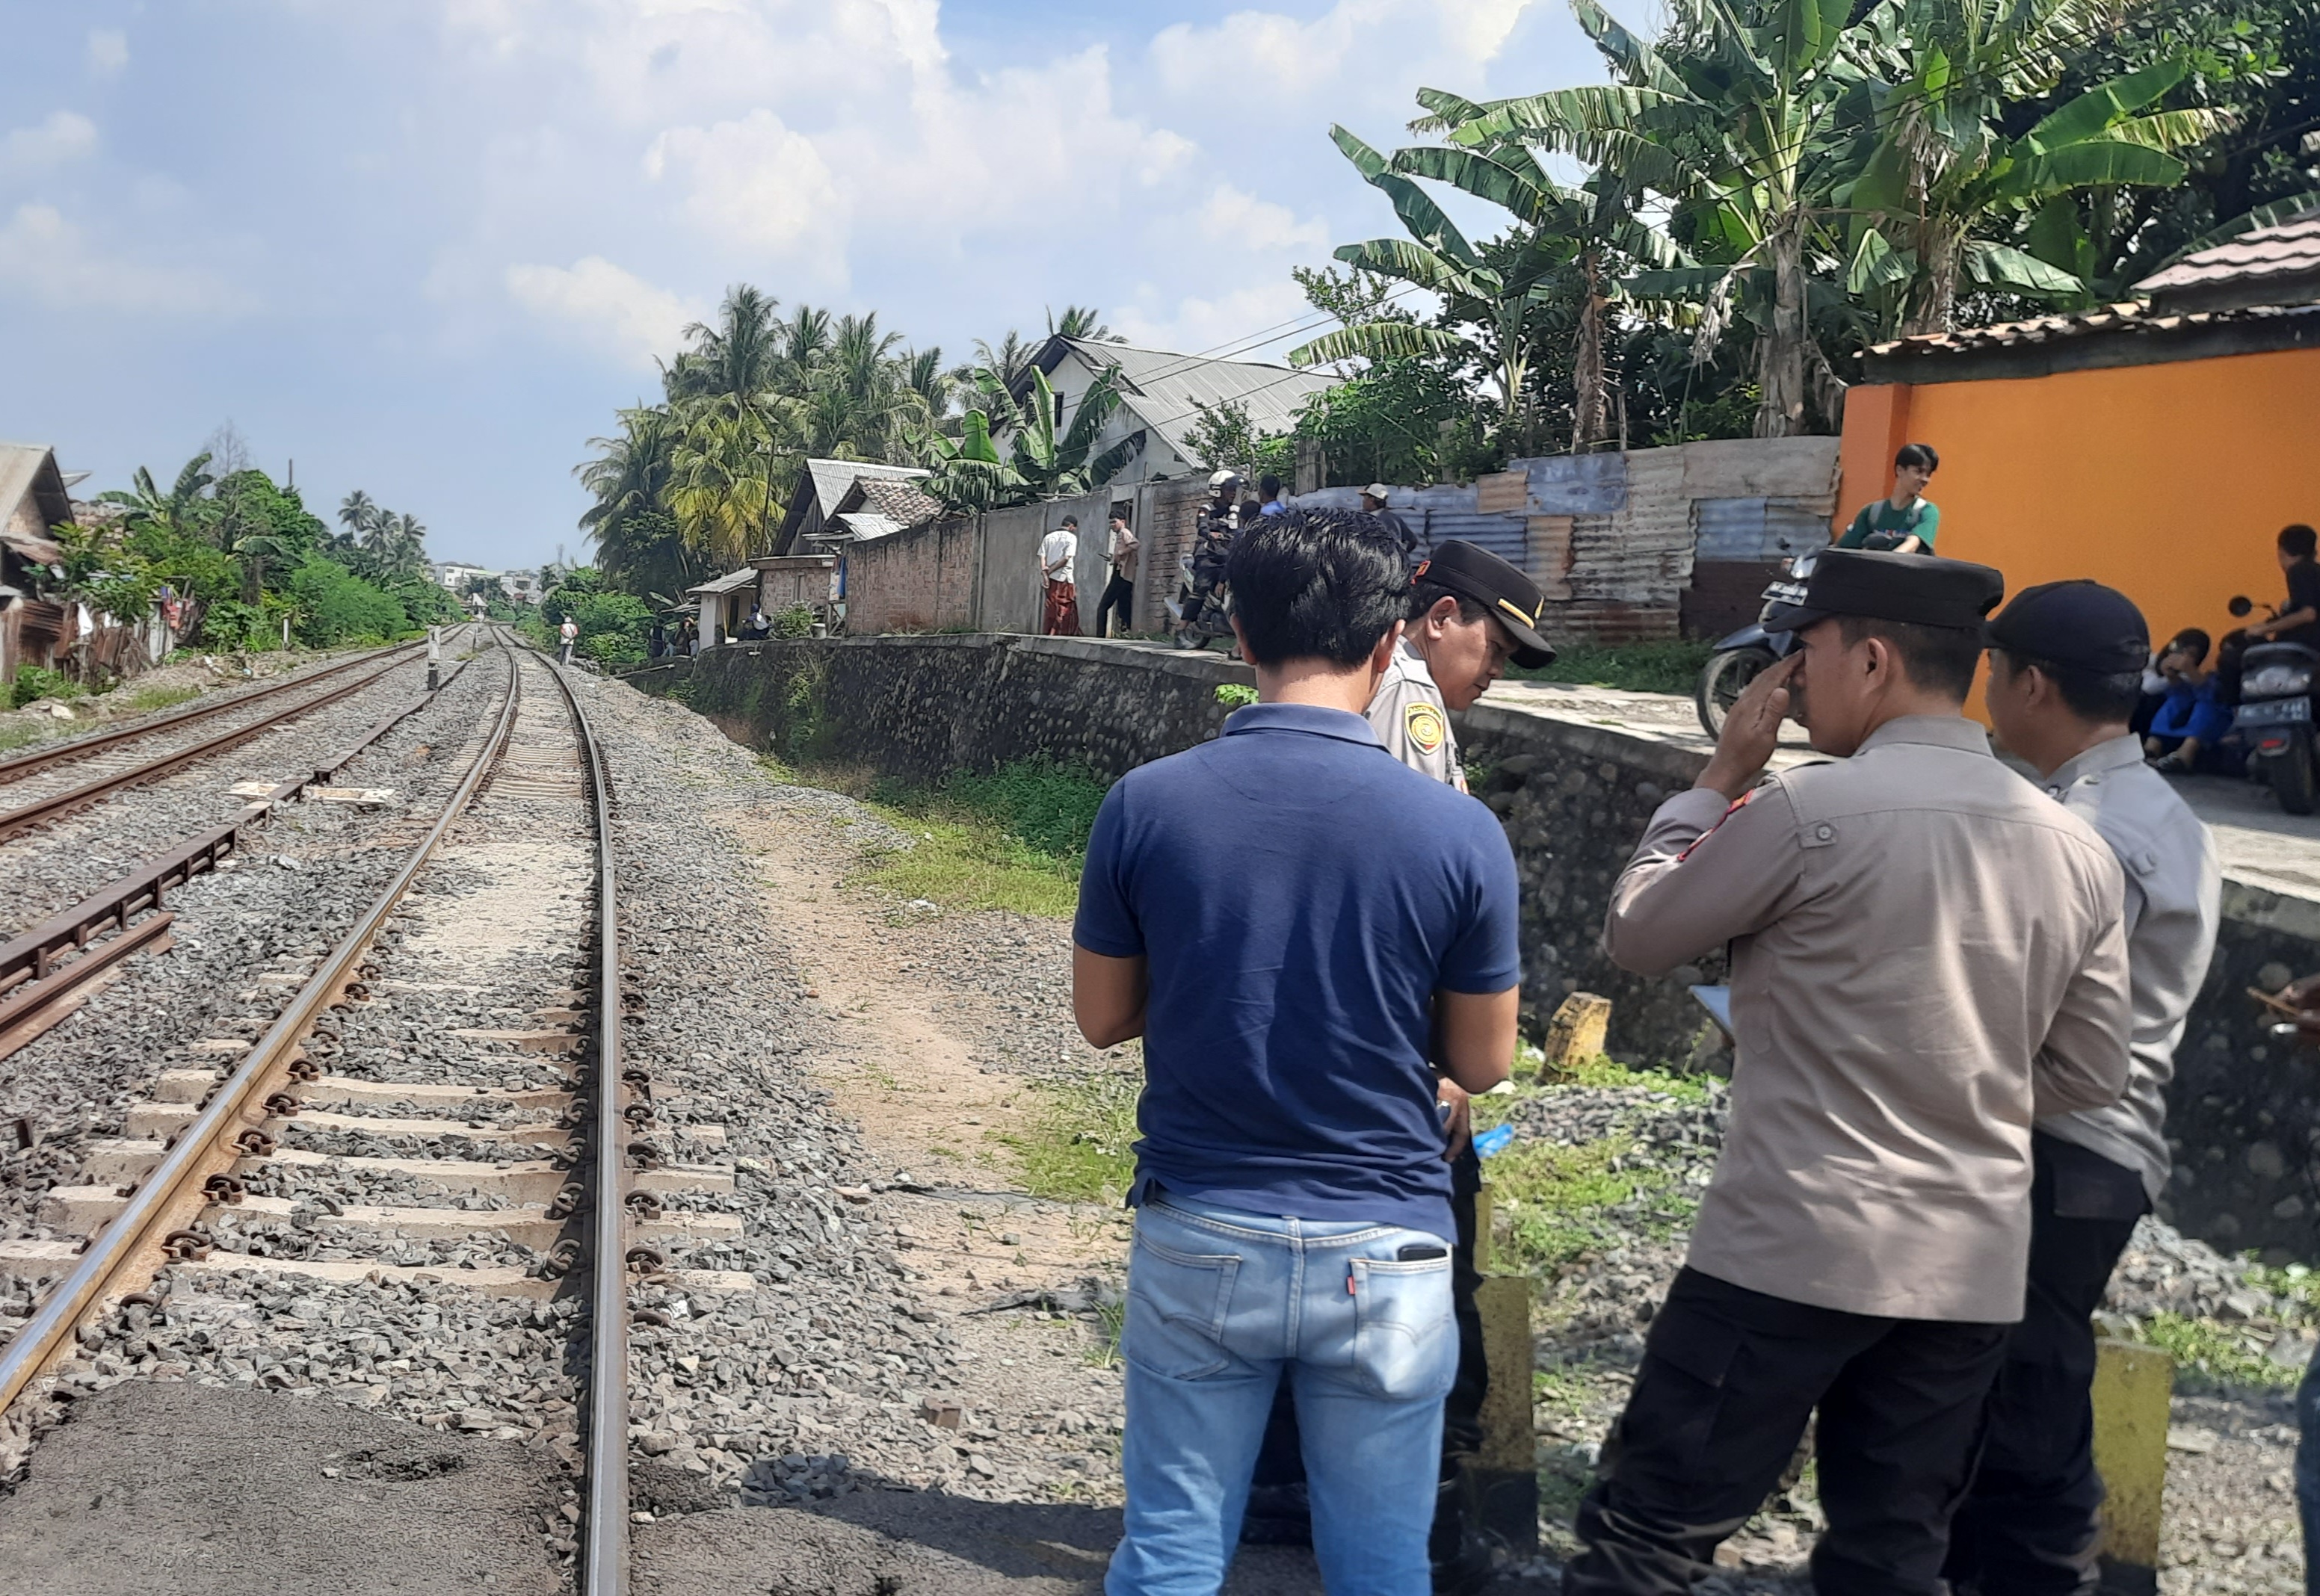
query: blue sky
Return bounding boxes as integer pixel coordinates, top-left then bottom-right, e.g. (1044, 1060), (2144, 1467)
(0, 1), (1607, 571)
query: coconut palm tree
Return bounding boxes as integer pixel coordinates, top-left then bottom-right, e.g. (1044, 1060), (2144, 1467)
(1047, 305), (1126, 344)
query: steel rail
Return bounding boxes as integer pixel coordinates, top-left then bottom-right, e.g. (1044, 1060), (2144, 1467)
(0, 640), (427, 786)
(0, 646), (431, 844)
(0, 645), (523, 1417)
(540, 650), (632, 1596)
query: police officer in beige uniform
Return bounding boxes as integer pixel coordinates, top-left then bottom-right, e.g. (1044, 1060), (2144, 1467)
(1569, 550), (2134, 1596)
(1949, 581), (2221, 1594)
(1244, 536), (1561, 1589)
(1367, 539), (1559, 792)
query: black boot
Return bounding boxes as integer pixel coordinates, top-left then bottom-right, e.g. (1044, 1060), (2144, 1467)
(1431, 1473), (1495, 1596)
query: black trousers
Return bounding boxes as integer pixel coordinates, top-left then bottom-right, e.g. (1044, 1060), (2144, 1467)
(1247, 1145), (1487, 1502)
(1946, 1133), (2148, 1595)
(1095, 574), (1135, 637)
(1567, 1267), (2010, 1596)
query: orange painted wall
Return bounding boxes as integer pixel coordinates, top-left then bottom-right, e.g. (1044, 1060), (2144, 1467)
(1836, 347), (2320, 657)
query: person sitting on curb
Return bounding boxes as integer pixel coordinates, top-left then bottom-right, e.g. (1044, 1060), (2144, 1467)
(1075, 507), (1521, 1596)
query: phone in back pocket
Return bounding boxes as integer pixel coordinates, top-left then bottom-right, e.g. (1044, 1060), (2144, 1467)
(1395, 1243), (1449, 1261)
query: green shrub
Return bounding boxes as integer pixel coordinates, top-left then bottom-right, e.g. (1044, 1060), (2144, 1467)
(1215, 683), (1258, 708)
(772, 602), (815, 639)
(10, 665), (78, 708)
(940, 759), (1110, 859)
(289, 557), (409, 646)
(571, 590), (653, 664)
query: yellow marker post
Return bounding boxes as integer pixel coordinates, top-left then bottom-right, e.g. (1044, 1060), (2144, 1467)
(2091, 1337), (2174, 1595)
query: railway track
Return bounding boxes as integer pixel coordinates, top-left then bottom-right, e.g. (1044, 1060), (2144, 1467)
(0, 643), (481, 1063)
(0, 637), (456, 844)
(0, 638), (699, 1592)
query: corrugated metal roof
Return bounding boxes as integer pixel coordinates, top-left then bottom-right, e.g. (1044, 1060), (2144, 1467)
(1047, 338), (1341, 466)
(830, 511), (904, 542)
(685, 567), (759, 597)
(2138, 212), (2320, 309)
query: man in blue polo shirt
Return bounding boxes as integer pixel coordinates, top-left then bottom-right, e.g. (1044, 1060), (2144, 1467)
(1074, 507), (1522, 1596)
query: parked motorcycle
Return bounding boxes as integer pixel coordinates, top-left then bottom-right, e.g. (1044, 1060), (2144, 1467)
(2228, 593), (2320, 815)
(1694, 548), (1816, 737)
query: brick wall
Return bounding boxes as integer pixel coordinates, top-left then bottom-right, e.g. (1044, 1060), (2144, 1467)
(845, 517), (977, 634)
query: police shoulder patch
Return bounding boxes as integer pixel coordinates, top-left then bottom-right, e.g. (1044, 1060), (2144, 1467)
(1404, 701), (1446, 755)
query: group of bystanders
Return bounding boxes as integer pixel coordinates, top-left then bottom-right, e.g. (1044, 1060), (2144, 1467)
(1072, 506), (2225, 1596)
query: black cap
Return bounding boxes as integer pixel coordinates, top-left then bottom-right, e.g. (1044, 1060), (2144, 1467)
(1984, 580), (2150, 675)
(1412, 539), (1556, 667)
(1760, 548), (2004, 634)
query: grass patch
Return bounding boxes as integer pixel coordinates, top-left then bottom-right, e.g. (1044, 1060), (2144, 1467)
(0, 723), (44, 754)
(123, 684), (203, 714)
(1003, 1068), (1143, 1207)
(1486, 1136), (1662, 1273)
(1510, 639), (1714, 697)
(1549, 1052), (1713, 1107)
(822, 758), (1110, 919)
(2133, 1312), (2302, 1390)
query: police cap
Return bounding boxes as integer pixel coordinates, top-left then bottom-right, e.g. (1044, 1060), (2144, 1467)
(1984, 580), (2150, 675)
(1412, 538), (1557, 668)
(1759, 547), (2004, 634)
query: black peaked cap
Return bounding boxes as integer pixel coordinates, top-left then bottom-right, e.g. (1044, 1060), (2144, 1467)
(1984, 580), (2150, 675)
(1761, 547), (2005, 634)
(1414, 539), (1557, 668)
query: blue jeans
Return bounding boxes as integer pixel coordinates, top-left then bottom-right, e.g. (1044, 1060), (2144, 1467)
(1105, 1194), (1457, 1596)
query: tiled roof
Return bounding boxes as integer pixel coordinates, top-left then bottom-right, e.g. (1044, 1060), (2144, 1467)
(2136, 213), (2320, 309)
(851, 473), (944, 529)
(1866, 298), (2320, 360)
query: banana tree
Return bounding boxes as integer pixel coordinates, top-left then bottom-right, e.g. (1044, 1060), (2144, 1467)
(1435, 0), (1863, 437)
(927, 408), (1025, 513)
(1289, 127), (1579, 454)
(986, 366), (1141, 499)
(1386, 140), (1682, 451)
(1845, 13), (2233, 334)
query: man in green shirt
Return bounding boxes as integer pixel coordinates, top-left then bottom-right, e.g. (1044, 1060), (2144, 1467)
(1838, 442), (1940, 552)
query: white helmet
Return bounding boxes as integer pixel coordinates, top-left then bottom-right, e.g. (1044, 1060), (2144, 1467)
(1208, 469), (1241, 490)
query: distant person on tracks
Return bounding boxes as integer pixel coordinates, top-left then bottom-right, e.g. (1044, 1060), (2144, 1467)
(1836, 442), (1940, 553)
(1041, 514), (1082, 637)
(1571, 549), (2132, 1596)
(1073, 507), (1521, 1596)
(1950, 581), (2220, 1594)
(558, 616), (579, 665)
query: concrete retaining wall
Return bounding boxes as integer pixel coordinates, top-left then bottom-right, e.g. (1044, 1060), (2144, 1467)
(627, 637), (2320, 1261)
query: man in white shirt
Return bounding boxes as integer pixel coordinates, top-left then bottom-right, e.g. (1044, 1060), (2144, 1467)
(558, 616), (579, 664)
(1040, 515), (1081, 637)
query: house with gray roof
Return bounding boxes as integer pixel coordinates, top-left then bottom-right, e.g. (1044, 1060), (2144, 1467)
(1012, 335), (1342, 489)
(772, 459), (939, 555)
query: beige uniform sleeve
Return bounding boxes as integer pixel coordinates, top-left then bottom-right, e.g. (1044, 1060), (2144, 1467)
(1366, 674), (1457, 787)
(2031, 859), (2134, 1116)
(1603, 782), (1811, 976)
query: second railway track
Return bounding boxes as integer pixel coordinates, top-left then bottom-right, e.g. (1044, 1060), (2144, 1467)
(0, 640), (697, 1590)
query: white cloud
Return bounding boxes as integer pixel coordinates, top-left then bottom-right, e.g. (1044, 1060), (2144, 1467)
(87, 28), (129, 78)
(644, 109), (842, 261)
(0, 202), (245, 315)
(504, 256), (706, 369)
(1197, 185), (1330, 253)
(1114, 277), (1318, 364)
(0, 112), (100, 179)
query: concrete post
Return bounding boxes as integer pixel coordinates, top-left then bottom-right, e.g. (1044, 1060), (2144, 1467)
(1469, 1180), (1537, 1550)
(2092, 1338), (2174, 1595)
(426, 626), (440, 692)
